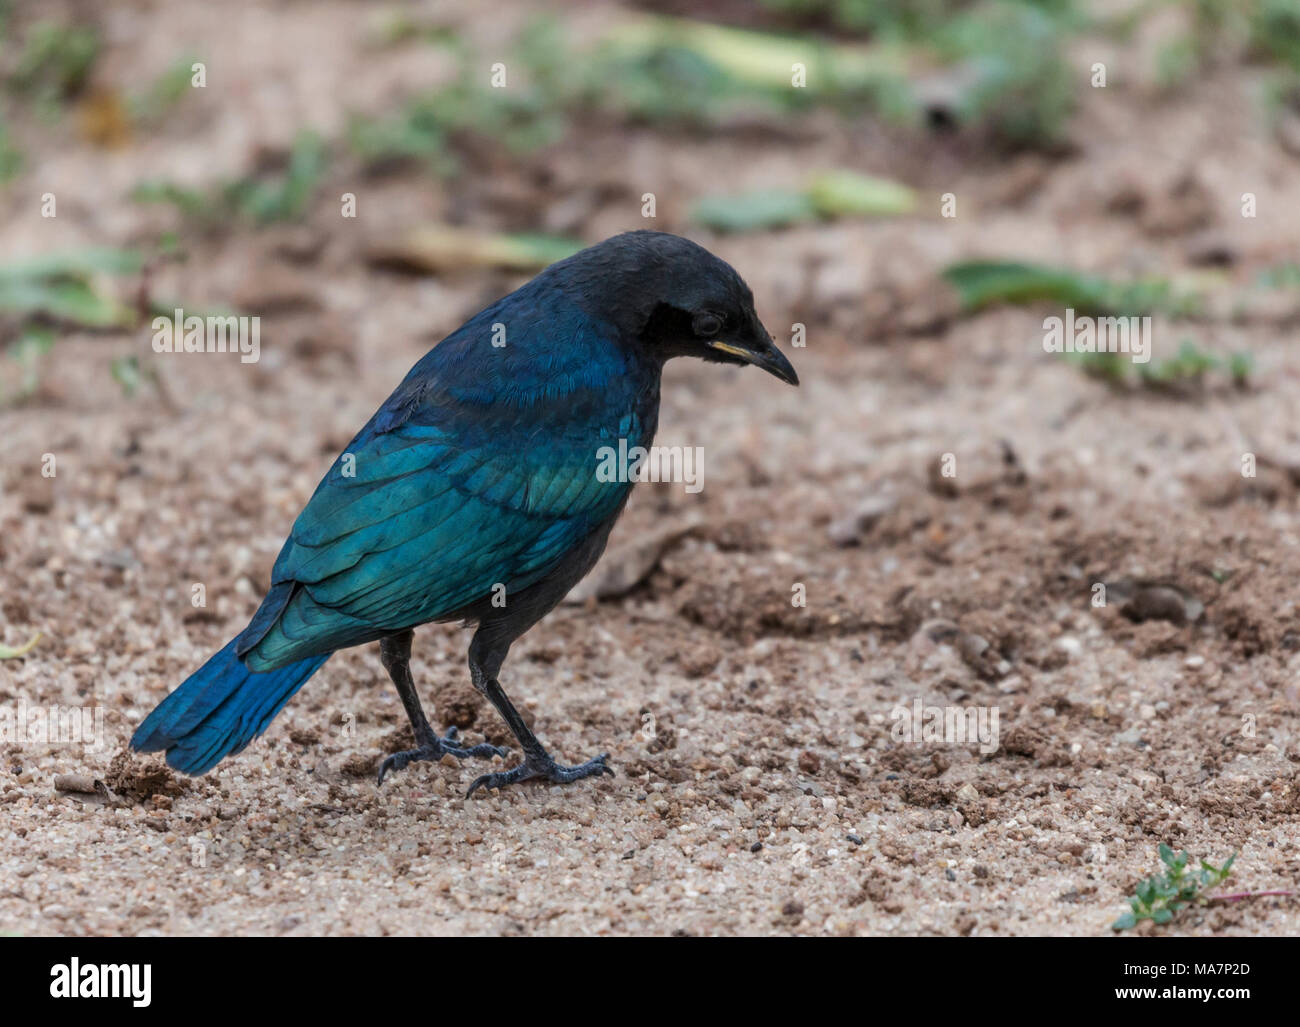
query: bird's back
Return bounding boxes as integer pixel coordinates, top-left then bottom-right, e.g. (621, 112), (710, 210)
(237, 286), (661, 672)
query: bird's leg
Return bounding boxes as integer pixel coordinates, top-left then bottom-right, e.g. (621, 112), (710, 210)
(376, 630), (506, 785)
(464, 651), (613, 797)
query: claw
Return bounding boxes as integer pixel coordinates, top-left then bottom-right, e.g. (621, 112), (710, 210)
(377, 726), (507, 786)
(466, 752), (613, 798)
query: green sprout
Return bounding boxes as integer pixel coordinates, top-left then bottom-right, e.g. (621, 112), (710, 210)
(132, 130), (328, 227)
(1112, 845), (1235, 930)
(8, 20), (100, 113)
(942, 260), (1201, 317)
(129, 55), (203, 125)
(0, 119), (22, 182)
(1137, 340), (1253, 392)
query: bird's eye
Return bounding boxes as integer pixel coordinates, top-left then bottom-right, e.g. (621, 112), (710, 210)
(693, 313), (723, 338)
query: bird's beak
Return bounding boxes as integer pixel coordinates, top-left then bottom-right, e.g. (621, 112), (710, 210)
(707, 335), (799, 386)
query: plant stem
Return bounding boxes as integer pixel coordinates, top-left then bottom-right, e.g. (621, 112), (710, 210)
(1210, 890), (1294, 903)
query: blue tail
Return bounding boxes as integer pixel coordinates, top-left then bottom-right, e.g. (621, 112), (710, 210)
(131, 638), (329, 775)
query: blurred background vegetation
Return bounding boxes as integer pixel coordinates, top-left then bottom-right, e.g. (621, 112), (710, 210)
(0, 0), (1298, 403)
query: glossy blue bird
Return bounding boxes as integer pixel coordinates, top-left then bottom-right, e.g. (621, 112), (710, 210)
(131, 230), (798, 796)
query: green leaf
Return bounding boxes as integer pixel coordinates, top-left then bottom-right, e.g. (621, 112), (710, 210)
(110, 354), (142, 397)
(367, 226), (583, 274)
(10, 326), (54, 356)
(10, 21), (100, 103)
(128, 55), (202, 124)
(942, 260), (1195, 317)
(602, 16), (905, 96)
(1113, 845), (1239, 932)
(0, 633), (41, 659)
(0, 273), (133, 327)
(807, 170), (916, 217)
(0, 248), (143, 280)
(1112, 912), (1137, 931)
(228, 131), (328, 224)
(691, 189), (818, 232)
(130, 180), (211, 220)
(944, 261), (1109, 313)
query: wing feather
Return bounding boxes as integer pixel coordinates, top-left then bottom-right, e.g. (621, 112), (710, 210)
(239, 301), (655, 671)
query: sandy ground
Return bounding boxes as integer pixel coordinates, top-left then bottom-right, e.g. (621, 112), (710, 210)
(2, 0), (1300, 935)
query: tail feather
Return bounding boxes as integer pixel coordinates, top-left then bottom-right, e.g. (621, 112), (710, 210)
(132, 638), (329, 775)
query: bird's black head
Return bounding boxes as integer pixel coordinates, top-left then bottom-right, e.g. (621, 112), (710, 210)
(552, 231), (798, 386)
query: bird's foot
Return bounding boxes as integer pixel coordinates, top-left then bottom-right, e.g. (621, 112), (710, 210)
(377, 725), (508, 786)
(466, 751), (613, 798)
